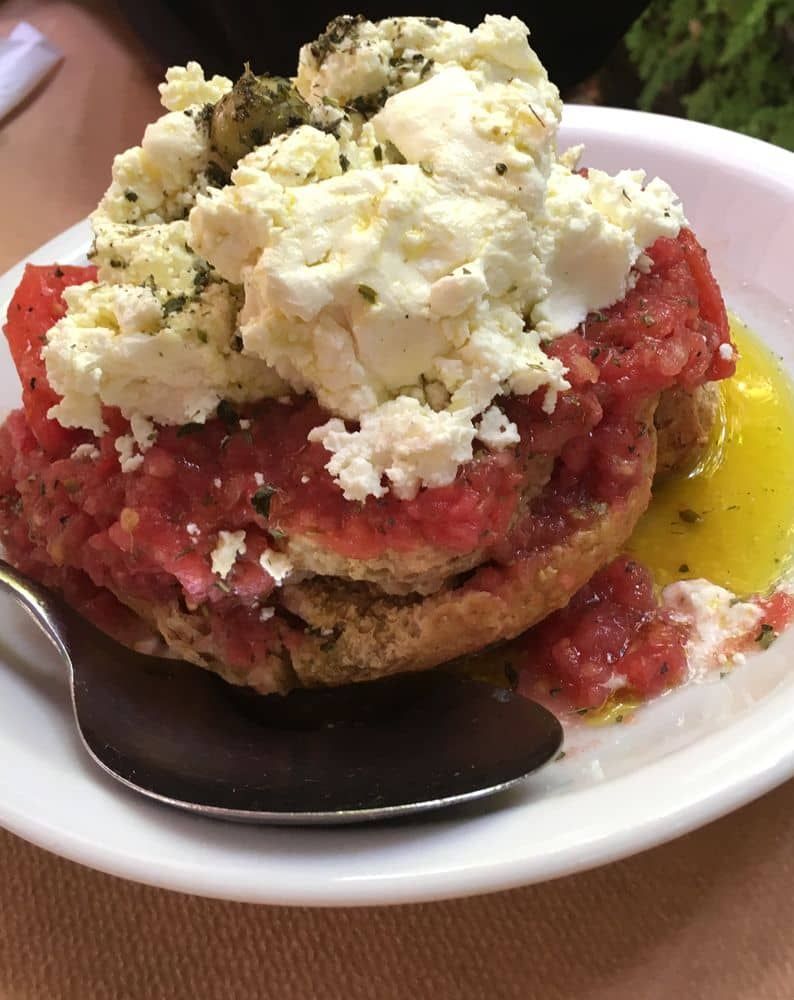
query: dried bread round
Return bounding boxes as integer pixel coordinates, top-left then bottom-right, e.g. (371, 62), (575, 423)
(281, 407), (657, 688)
(119, 403), (658, 692)
(118, 384), (719, 693)
(655, 383), (719, 478)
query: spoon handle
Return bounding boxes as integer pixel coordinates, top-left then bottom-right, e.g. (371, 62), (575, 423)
(0, 558), (72, 660)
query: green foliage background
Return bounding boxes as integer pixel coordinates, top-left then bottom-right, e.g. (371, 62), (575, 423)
(625, 0), (794, 149)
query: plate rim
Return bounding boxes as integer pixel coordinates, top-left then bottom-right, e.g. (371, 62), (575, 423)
(1, 105), (794, 907)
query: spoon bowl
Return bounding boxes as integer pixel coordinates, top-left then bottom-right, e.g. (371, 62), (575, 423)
(0, 559), (563, 824)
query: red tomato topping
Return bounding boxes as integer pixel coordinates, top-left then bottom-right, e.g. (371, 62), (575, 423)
(518, 556), (689, 709)
(756, 591), (794, 635)
(3, 264), (96, 456)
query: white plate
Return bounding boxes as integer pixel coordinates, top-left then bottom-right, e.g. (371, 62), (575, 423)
(1, 106), (793, 907)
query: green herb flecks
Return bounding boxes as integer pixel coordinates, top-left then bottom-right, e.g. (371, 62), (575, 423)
(162, 294), (187, 317)
(251, 484), (277, 518)
(383, 141), (406, 165)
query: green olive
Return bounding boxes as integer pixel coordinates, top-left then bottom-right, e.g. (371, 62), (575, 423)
(210, 67), (311, 169)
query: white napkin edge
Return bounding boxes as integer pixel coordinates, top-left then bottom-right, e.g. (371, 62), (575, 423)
(0, 22), (63, 122)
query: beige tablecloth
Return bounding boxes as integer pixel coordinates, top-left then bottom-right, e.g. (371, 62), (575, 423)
(1, 4), (793, 998)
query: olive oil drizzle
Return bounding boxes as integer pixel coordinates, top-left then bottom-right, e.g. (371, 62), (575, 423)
(628, 316), (794, 597)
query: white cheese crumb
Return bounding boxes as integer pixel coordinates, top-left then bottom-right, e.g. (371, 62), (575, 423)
(211, 530), (247, 579)
(308, 397), (477, 501)
(259, 606), (276, 622)
(213, 477), (222, 488)
(239, 419), (251, 430)
(476, 405), (520, 450)
(114, 434), (144, 473)
(662, 580), (763, 677)
(71, 444), (100, 461)
(300, 474), (310, 485)
(130, 413), (158, 453)
(254, 472), (265, 486)
(158, 62), (232, 112)
(719, 343), (734, 361)
(186, 522), (200, 537)
(259, 549), (293, 585)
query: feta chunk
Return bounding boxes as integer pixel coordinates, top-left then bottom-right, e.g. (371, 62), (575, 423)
(71, 443), (100, 461)
(476, 405), (520, 449)
(114, 434), (143, 473)
(532, 164), (687, 336)
(308, 397), (477, 501)
(662, 580), (763, 675)
(211, 530), (247, 579)
(158, 62), (232, 112)
(43, 281), (285, 433)
(94, 109), (212, 226)
(259, 549), (293, 585)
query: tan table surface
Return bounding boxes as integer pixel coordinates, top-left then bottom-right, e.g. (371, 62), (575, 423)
(2, 4), (794, 998)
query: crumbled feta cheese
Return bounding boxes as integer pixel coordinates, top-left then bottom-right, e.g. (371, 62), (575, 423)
(186, 522), (200, 536)
(259, 606), (275, 622)
(71, 444), (100, 461)
(259, 549), (293, 585)
(95, 109), (212, 226)
(476, 405), (520, 449)
(158, 61), (232, 112)
(130, 413), (157, 452)
(296, 15), (550, 108)
(308, 397), (476, 501)
(662, 580), (763, 675)
(114, 434), (143, 473)
(300, 474), (310, 485)
(211, 530), (247, 579)
(247, 126), (343, 190)
(47, 18), (690, 502)
(189, 15), (684, 499)
(113, 415), (157, 472)
(93, 219), (209, 299)
(239, 419), (251, 430)
(213, 477), (222, 488)
(532, 164), (687, 337)
(43, 280), (285, 433)
(254, 472), (265, 486)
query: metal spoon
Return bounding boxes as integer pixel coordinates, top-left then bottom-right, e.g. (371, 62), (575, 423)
(0, 558), (563, 824)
